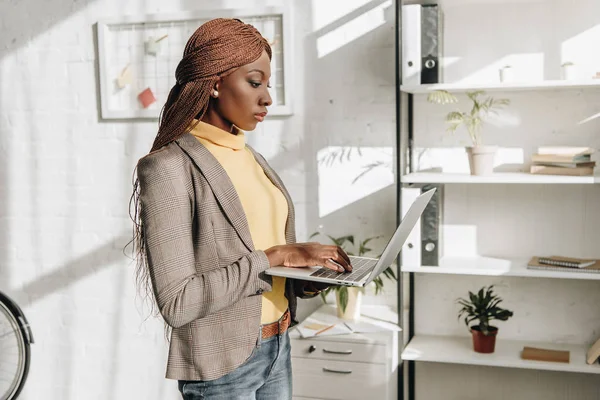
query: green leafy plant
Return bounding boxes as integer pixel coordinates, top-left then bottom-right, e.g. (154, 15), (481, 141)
(427, 90), (510, 146)
(456, 285), (514, 336)
(309, 232), (398, 313)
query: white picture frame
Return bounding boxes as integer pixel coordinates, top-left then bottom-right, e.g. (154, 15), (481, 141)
(96, 8), (293, 120)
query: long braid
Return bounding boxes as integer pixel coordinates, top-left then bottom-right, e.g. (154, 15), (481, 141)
(127, 18), (272, 326)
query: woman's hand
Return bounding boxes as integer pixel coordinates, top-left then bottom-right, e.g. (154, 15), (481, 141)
(265, 243), (352, 273)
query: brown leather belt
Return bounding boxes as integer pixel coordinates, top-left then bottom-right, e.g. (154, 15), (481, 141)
(262, 309), (291, 339)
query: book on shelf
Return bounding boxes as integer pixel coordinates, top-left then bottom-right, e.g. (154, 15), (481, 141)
(536, 161), (596, 169)
(530, 147), (596, 176)
(538, 255), (596, 268)
(536, 146), (595, 156)
(587, 336), (600, 365)
(531, 153), (592, 164)
(521, 346), (570, 363)
(527, 256), (600, 273)
(530, 165), (594, 176)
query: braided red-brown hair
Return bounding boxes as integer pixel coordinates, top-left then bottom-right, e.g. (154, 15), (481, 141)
(152, 18), (272, 151)
(129, 18), (272, 323)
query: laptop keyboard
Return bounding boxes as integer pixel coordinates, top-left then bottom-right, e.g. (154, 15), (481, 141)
(309, 256), (377, 283)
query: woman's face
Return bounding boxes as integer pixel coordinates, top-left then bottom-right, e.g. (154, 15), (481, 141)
(213, 49), (273, 131)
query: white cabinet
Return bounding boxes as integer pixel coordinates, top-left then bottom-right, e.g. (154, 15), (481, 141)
(290, 305), (399, 400)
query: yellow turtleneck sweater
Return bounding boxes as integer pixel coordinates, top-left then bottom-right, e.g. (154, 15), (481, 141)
(189, 120), (289, 324)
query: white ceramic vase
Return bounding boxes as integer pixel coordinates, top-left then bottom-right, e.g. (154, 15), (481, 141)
(466, 146), (497, 176)
(499, 67), (514, 83)
(561, 64), (577, 80)
(336, 287), (363, 321)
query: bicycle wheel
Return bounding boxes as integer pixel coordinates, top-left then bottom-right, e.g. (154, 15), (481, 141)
(0, 300), (30, 400)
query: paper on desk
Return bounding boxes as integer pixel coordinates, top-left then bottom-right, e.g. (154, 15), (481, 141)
(296, 316), (352, 338)
(344, 318), (401, 333)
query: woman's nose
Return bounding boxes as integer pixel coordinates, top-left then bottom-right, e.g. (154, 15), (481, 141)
(262, 88), (272, 107)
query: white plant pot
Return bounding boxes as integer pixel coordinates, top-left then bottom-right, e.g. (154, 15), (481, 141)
(561, 64), (577, 80)
(466, 146), (497, 176)
(336, 287), (363, 321)
(499, 67), (514, 83)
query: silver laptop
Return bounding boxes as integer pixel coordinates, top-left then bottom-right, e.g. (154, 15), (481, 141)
(265, 188), (436, 287)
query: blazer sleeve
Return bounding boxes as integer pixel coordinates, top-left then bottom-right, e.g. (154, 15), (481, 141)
(137, 154), (272, 328)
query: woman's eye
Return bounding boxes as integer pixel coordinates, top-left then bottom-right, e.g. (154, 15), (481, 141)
(250, 81), (261, 88)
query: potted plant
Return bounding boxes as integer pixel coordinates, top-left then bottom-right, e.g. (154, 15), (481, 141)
(457, 285), (514, 353)
(310, 232), (397, 321)
(427, 90), (510, 176)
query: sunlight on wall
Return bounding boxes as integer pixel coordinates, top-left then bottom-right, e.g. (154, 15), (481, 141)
(413, 147), (525, 174)
(561, 24), (600, 79)
(315, 0), (392, 58)
(317, 146), (393, 217)
(458, 53), (545, 83)
(311, 0), (381, 31)
(579, 111), (600, 125)
(442, 224), (477, 257)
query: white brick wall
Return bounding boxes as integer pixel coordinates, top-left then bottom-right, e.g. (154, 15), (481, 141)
(0, 0), (397, 398)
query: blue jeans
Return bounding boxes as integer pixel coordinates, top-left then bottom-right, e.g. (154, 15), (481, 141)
(178, 330), (292, 399)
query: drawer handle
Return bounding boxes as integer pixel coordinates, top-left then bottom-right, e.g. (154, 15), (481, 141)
(323, 348), (352, 355)
(323, 367), (352, 374)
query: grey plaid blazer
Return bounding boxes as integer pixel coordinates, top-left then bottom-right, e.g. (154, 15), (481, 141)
(137, 133), (314, 381)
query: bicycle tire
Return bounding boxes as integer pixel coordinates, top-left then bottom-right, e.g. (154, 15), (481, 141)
(0, 300), (31, 400)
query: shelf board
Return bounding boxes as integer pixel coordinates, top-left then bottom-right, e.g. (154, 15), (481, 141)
(401, 79), (600, 94)
(402, 335), (600, 374)
(401, 256), (600, 281)
(402, 172), (600, 184)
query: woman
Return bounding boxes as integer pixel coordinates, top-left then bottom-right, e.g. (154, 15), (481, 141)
(131, 18), (352, 399)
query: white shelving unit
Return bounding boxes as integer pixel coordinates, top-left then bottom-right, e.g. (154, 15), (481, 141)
(398, 22), (600, 400)
(401, 79), (600, 94)
(401, 335), (600, 375)
(400, 256), (600, 281)
(402, 172), (600, 184)
(396, 1), (600, 397)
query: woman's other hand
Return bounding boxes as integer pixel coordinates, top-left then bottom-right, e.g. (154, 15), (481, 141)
(265, 243), (352, 273)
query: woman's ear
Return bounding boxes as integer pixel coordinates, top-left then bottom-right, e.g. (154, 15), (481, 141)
(211, 81), (220, 99)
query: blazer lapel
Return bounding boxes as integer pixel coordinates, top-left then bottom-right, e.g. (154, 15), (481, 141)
(175, 133), (255, 252)
(246, 146), (297, 245)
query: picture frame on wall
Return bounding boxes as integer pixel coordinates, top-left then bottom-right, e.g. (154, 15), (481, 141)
(95, 7), (293, 120)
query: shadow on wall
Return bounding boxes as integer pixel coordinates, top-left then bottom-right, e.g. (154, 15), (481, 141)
(0, 0), (100, 297)
(301, 0), (396, 237)
(9, 233), (132, 306)
(0, 0), (98, 60)
(278, 0), (396, 320)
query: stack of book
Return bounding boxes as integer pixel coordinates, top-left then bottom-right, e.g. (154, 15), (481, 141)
(530, 146), (596, 176)
(527, 256), (600, 274)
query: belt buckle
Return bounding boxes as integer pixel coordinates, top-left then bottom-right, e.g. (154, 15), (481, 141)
(278, 310), (289, 334)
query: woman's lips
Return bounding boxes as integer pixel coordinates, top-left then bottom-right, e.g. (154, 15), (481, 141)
(255, 112), (267, 122)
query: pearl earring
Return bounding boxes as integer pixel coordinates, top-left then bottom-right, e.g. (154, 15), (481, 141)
(212, 90), (219, 98)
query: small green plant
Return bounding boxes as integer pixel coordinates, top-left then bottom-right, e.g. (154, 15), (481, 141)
(456, 285), (514, 336)
(427, 90), (510, 146)
(309, 232), (398, 313)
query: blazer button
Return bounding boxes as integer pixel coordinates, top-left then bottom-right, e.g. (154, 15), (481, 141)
(256, 289), (264, 295)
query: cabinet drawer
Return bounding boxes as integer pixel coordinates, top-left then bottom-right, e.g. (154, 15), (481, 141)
(292, 357), (388, 400)
(291, 338), (386, 364)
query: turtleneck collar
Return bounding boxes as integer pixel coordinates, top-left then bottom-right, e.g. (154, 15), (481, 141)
(189, 119), (245, 150)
